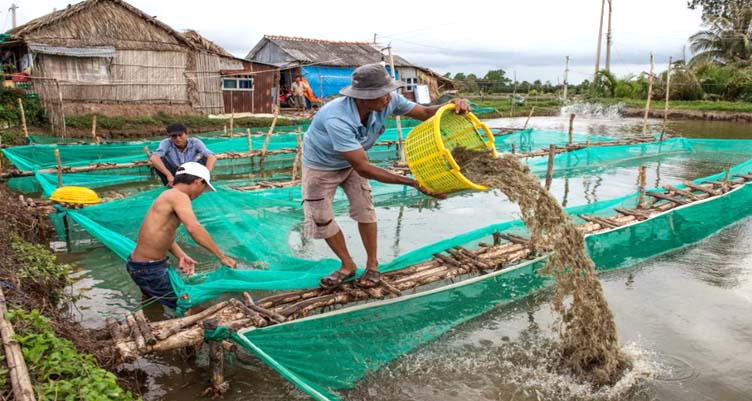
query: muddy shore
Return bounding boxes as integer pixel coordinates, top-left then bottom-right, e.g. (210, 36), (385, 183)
(623, 107), (752, 122)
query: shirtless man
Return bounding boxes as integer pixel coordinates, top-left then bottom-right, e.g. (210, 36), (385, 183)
(126, 162), (236, 309)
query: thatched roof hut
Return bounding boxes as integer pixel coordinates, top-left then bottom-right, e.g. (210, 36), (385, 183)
(246, 35), (454, 103)
(2, 0), (277, 135)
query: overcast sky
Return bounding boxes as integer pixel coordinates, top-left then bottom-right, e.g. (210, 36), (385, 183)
(2, 0), (704, 83)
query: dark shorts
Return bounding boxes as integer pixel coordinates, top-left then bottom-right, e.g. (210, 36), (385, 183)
(126, 256), (177, 309)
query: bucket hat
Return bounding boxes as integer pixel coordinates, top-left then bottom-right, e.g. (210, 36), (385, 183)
(339, 63), (405, 99)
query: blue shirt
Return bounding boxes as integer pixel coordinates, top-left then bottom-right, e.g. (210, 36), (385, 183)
(302, 93), (416, 170)
(153, 137), (214, 166)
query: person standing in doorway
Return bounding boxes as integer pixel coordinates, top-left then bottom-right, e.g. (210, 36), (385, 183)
(290, 75), (309, 115)
(150, 123), (217, 186)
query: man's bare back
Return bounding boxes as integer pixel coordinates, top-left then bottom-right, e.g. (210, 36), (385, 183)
(131, 189), (185, 262)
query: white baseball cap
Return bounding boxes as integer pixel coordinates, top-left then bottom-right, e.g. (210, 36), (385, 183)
(175, 162), (216, 192)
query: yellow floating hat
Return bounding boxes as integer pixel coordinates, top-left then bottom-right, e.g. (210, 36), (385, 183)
(49, 186), (101, 205)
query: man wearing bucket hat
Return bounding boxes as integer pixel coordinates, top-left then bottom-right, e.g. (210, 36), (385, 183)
(127, 162), (236, 311)
(150, 123), (218, 187)
(302, 62), (470, 290)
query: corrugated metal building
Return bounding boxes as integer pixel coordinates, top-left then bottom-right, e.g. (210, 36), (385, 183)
(1, 0), (278, 135)
(246, 35), (454, 103)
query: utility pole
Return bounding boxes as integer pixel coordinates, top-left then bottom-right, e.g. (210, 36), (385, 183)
(9, 3), (18, 29)
(562, 56), (570, 101)
(605, 0), (613, 73)
(387, 45), (405, 163)
(594, 0), (606, 81)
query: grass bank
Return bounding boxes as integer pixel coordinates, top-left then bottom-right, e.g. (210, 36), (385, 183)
(592, 98), (752, 113)
(0, 186), (139, 399)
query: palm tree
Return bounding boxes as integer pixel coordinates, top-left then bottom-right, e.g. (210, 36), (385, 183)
(689, 3), (752, 66)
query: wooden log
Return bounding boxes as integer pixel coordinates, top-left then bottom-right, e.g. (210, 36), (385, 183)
(153, 301), (229, 340)
(236, 295), (286, 323)
(614, 207), (652, 220)
(203, 319), (230, 396)
(638, 165), (647, 208)
(683, 181), (720, 196)
(18, 98), (28, 141)
(568, 113), (575, 145)
(227, 298), (268, 327)
(125, 314), (147, 352)
(646, 191), (690, 205)
(545, 144), (555, 191)
(0, 287), (36, 401)
(133, 310), (157, 346)
(664, 185), (700, 201)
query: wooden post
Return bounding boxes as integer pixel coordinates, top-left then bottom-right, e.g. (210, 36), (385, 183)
(722, 163), (731, 189)
(642, 53), (654, 136)
(522, 106), (535, 130)
(386, 46), (406, 163)
(544, 144), (555, 191)
(223, 124), (227, 136)
(661, 56), (672, 141)
(0, 287), (36, 401)
(568, 113), (575, 145)
(260, 107), (279, 169)
(54, 148), (63, 188)
(638, 166), (647, 208)
(144, 145), (151, 158)
(511, 143), (516, 154)
(91, 115), (98, 143)
(229, 113), (235, 138)
(291, 127), (303, 181)
(18, 98), (28, 141)
(203, 319), (229, 396)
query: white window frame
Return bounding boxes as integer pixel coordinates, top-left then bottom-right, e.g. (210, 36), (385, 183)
(223, 76), (254, 91)
(403, 77), (418, 92)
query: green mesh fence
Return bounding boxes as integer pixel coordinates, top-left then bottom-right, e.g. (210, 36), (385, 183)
(45, 137), (752, 400)
(3, 128), (619, 198)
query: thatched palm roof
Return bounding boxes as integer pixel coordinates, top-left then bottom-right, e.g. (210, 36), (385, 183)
(7, 0), (193, 49)
(246, 35), (414, 67)
(182, 30), (234, 58)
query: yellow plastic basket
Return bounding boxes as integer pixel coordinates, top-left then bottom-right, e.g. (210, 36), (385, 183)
(49, 186), (101, 205)
(405, 104), (497, 193)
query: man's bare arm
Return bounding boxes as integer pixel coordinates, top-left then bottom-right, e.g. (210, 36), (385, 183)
(342, 149), (445, 199)
(170, 242), (186, 259)
(205, 154), (217, 171)
(406, 98), (471, 121)
(150, 154), (174, 186)
(170, 192), (236, 267)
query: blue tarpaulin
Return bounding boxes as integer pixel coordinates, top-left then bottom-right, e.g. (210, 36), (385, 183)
(302, 65), (398, 99)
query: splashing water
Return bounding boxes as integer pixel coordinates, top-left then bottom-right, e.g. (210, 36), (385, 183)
(451, 147), (632, 387)
(561, 102), (624, 119)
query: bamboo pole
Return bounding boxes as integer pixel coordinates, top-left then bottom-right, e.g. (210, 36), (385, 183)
(91, 115), (98, 144)
(642, 53), (655, 136)
(722, 163), (731, 189)
(17, 98), (28, 141)
(568, 113), (575, 145)
(291, 127), (303, 181)
(387, 46), (405, 163)
(661, 57), (672, 141)
(260, 107), (279, 169)
(638, 165), (647, 208)
(545, 144), (555, 191)
(511, 143), (516, 154)
(0, 287), (36, 401)
(54, 149), (63, 188)
(523, 107), (535, 130)
(223, 124), (227, 136)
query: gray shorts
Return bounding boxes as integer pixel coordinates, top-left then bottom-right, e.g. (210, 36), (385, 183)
(302, 166), (376, 239)
(294, 95), (306, 108)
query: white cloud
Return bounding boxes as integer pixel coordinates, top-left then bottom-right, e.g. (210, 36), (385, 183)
(2, 0), (703, 83)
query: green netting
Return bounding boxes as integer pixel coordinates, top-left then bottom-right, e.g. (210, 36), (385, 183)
(47, 137), (752, 400)
(235, 182), (752, 401)
(4, 128), (619, 198)
(58, 137), (721, 309)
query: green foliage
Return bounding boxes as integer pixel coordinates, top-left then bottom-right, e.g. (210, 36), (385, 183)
(689, 3), (752, 66)
(7, 309), (137, 401)
(688, 0), (752, 20)
(9, 235), (70, 283)
(0, 88), (46, 128)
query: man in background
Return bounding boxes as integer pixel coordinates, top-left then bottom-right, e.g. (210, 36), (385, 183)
(151, 123), (217, 186)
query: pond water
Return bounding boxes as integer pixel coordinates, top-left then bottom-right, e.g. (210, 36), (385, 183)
(61, 113), (752, 401)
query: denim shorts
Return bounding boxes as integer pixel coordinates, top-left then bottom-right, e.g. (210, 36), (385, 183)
(126, 256), (177, 309)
